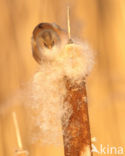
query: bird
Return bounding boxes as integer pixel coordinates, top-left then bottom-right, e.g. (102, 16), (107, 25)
(32, 23), (68, 64)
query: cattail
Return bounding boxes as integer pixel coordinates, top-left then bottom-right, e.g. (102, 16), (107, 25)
(62, 79), (92, 156)
(61, 43), (93, 156)
(61, 8), (93, 156)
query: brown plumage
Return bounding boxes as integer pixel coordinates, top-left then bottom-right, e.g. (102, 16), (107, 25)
(32, 23), (68, 64)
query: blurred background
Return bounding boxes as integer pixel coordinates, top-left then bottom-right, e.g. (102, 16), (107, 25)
(0, 0), (125, 155)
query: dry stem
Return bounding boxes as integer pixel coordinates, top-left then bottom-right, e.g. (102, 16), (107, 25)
(12, 112), (29, 156)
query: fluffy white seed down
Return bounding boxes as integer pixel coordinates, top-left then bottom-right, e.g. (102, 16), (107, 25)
(27, 41), (94, 145)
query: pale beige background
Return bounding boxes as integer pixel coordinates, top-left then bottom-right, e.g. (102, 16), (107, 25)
(0, 0), (125, 155)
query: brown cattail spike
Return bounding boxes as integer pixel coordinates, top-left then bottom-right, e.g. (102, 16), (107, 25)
(62, 79), (92, 156)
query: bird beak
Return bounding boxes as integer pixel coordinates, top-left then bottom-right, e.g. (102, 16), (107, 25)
(48, 45), (52, 49)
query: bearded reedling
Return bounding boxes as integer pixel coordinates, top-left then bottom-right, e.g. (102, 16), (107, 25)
(31, 11), (93, 155)
(12, 112), (29, 156)
(32, 22), (68, 64)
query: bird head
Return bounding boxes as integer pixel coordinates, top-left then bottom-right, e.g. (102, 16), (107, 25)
(32, 23), (68, 64)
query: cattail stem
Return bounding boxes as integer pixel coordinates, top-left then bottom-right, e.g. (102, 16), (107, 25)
(62, 78), (92, 156)
(12, 112), (29, 156)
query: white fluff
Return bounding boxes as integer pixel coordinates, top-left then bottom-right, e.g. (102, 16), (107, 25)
(27, 40), (94, 145)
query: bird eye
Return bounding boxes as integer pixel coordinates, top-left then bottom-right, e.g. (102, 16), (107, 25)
(44, 42), (48, 48)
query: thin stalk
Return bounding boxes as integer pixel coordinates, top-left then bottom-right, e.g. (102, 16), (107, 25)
(67, 6), (73, 43)
(12, 112), (29, 156)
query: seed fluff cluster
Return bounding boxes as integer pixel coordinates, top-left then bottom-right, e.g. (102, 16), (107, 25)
(27, 40), (94, 145)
